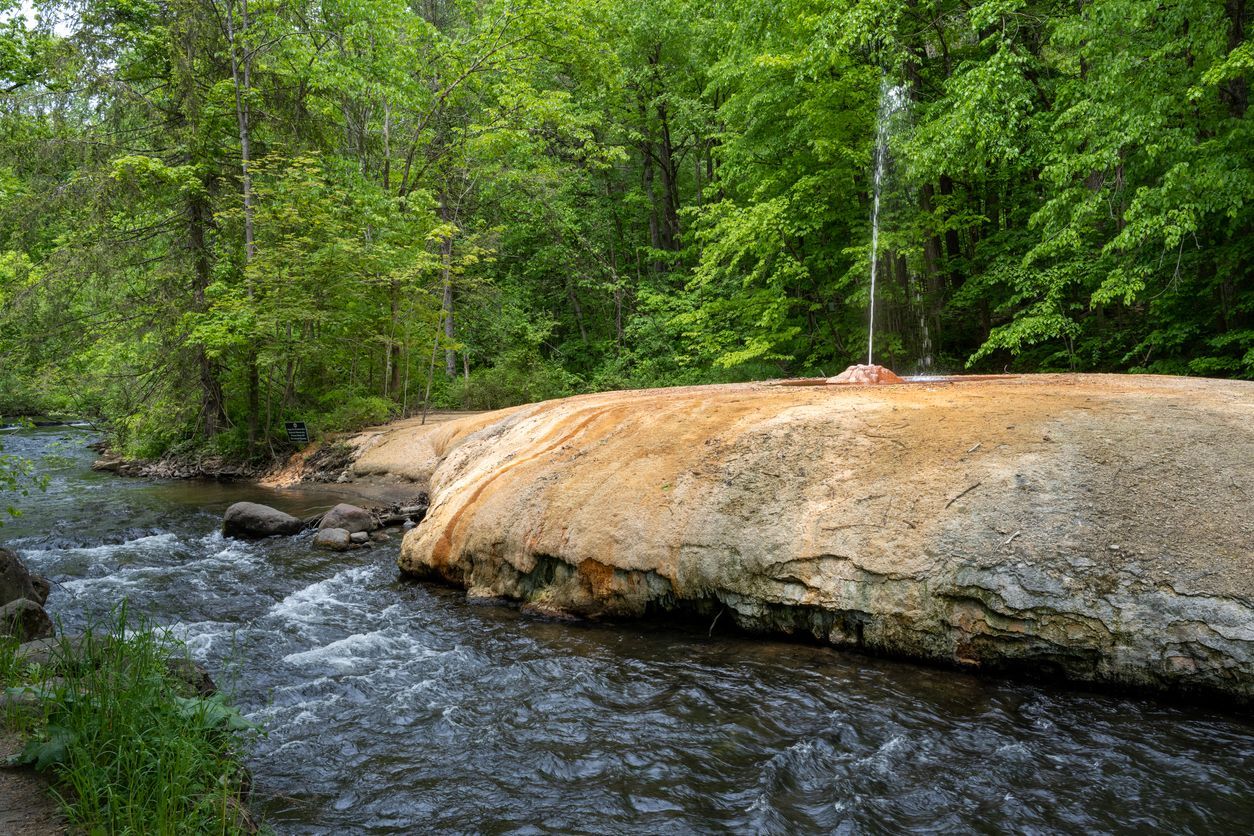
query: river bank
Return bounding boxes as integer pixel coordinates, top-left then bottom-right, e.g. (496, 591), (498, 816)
(0, 544), (255, 833)
(83, 411), (484, 502)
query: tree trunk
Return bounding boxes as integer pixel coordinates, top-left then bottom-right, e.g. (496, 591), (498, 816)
(568, 280), (588, 344)
(938, 175), (962, 287)
(656, 101), (681, 253)
(188, 192), (226, 438)
(1223, 0), (1248, 118)
(224, 0), (260, 450)
(439, 200), (456, 378)
(641, 135), (663, 275)
(389, 281), (401, 395)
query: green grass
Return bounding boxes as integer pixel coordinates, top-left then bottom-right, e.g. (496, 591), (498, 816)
(1, 606), (259, 834)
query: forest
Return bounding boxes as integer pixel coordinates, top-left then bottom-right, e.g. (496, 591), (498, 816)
(0, 0), (1250, 459)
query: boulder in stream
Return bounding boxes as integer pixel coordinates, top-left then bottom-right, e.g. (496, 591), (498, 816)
(0, 547), (39, 606)
(314, 528), (352, 551)
(223, 502), (305, 539)
(319, 503), (374, 534)
(0, 598), (54, 642)
(394, 374), (1254, 705)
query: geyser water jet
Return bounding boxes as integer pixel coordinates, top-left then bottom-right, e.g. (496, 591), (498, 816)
(866, 78), (909, 366)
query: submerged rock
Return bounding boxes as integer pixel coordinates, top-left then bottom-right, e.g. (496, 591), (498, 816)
(223, 501), (304, 539)
(319, 503), (374, 534)
(396, 375), (1254, 704)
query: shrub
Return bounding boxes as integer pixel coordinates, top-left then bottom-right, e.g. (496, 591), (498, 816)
(312, 390), (396, 433)
(447, 352), (581, 411)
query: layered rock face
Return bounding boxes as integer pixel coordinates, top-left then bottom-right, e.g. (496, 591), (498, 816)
(396, 375), (1253, 703)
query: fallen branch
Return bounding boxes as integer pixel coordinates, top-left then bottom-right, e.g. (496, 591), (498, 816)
(945, 481), (982, 509)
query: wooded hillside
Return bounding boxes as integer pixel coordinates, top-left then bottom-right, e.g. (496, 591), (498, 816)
(1, 0), (1249, 457)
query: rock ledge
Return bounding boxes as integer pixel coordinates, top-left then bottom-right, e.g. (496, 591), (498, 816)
(395, 375), (1253, 704)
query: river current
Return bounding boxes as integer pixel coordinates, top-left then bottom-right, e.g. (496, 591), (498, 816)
(2, 427), (1251, 834)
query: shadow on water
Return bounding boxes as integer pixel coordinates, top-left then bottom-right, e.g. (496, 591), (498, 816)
(3, 427), (1252, 834)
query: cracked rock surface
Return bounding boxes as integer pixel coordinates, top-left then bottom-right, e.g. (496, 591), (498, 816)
(393, 374), (1253, 703)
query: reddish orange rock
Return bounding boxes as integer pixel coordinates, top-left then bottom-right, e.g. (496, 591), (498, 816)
(826, 364), (906, 384)
(309, 374), (1254, 704)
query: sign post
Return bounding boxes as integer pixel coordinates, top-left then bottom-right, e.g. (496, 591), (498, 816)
(284, 421), (310, 445)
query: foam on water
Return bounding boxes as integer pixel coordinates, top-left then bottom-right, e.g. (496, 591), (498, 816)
(266, 566), (381, 627)
(282, 630), (430, 672)
(20, 532), (181, 564)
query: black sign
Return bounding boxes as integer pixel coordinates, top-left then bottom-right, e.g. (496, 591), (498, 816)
(284, 421), (310, 444)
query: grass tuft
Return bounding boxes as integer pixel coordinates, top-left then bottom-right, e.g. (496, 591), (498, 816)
(1, 604), (259, 834)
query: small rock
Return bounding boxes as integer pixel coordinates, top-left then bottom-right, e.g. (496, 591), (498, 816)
(402, 520), (417, 531)
(14, 635), (76, 668)
(30, 575), (51, 606)
(370, 531), (391, 543)
(223, 502), (304, 539)
(91, 455), (124, 472)
(313, 528), (352, 551)
(319, 503), (374, 534)
(466, 587), (509, 606)
(349, 531), (369, 544)
(0, 598), (54, 642)
(166, 656), (217, 696)
(519, 601), (582, 622)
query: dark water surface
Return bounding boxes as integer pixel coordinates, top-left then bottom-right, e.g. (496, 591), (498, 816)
(3, 427), (1251, 834)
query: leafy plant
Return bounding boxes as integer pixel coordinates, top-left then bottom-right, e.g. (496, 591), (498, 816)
(0, 607), (258, 834)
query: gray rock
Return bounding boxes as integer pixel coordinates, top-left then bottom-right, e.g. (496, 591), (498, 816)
(0, 598), (54, 642)
(313, 528), (352, 551)
(223, 501), (304, 539)
(15, 636), (70, 667)
(166, 656), (217, 696)
(319, 503), (374, 534)
(0, 546), (38, 606)
(349, 531), (369, 544)
(30, 575), (51, 606)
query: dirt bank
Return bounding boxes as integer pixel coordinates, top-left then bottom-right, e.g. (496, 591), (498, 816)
(0, 730), (65, 835)
(260, 410), (497, 499)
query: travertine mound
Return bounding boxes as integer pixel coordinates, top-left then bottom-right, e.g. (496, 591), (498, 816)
(826, 363), (906, 384)
(395, 375), (1254, 703)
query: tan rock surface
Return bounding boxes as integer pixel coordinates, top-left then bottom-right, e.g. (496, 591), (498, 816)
(387, 374), (1252, 702)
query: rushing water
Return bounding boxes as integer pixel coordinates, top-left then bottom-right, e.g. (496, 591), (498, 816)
(2, 427), (1252, 834)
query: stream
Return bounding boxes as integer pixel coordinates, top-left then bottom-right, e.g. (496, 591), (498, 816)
(2, 426), (1252, 834)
